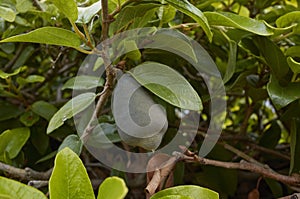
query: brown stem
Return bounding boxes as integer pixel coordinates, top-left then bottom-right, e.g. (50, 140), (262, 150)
(81, 0), (117, 142)
(0, 161), (52, 181)
(175, 149), (300, 188)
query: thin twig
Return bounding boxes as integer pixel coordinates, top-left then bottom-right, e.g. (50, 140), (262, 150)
(175, 148), (300, 188)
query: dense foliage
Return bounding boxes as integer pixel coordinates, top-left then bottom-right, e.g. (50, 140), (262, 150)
(0, 0), (300, 198)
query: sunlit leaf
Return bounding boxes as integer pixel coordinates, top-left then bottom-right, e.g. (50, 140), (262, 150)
(0, 27), (81, 49)
(49, 148), (95, 199)
(0, 176), (47, 199)
(150, 185), (219, 199)
(97, 177), (128, 199)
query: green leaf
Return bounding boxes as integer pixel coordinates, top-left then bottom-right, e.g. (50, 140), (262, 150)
(110, 3), (160, 34)
(47, 92), (96, 134)
(0, 67), (26, 79)
(128, 62), (202, 111)
(155, 195), (192, 199)
(150, 185), (219, 199)
(49, 148), (95, 199)
(77, 0), (102, 24)
(0, 101), (22, 121)
(20, 111), (40, 127)
(290, 118), (300, 174)
(62, 75), (104, 90)
(0, 27), (81, 49)
(259, 121), (281, 149)
(50, 0), (78, 22)
(286, 46), (300, 58)
(143, 29), (197, 63)
(85, 123), (121, 148)
(158, 4), (176, 25)
(223, 40), (237, 83)
(0, 176), (47, 199)
(165, 0), (213, 41)
(276, 11), (300, 33)
(16, 0), (34, 13)
(32, 101), (58, 121)
(97, 176), (128, 199)
(0, 6), (16, 22)
(204, 12), (273, 36)
(121, 40), (141, 61)
(254, 36), (289, 80)
(17, 75), (45, 87)
(287, 57), (300, 74)
(0, 127), (30, 159)
(58, 134), (83, 155)
(267, 75), (300, 109)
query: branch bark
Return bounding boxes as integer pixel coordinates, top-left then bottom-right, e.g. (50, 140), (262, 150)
(0, 161), (52, 181)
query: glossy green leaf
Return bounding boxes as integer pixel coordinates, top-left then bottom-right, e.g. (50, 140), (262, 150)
(50, 0), (78, 22)
(32, 101), (58, 121)
(77, 0), (102, 24)
(0, 27), (81, 49)
(58, 134), (83, 155)
(128, 62), (202, 111)
(110, 3), (160, 34)
(290, 118), (300, 174)
(0, 101), (22, 121)
(62, 75), (104, 90)
(97, 176), (128, 199)
(150, 185), (219, 199)
(49, 148), (95, 199)
(276, 11), (300, 33)
(204, 12), (273, 36)
(0, 127), (30, 159)
(0, 6), (16, 22)
(267, 75), (300, 109)
(47, 92), (96, 134)
(287, 57), (300, 74)
(0, 176), (47, 199)
(254, 36), (289, 80)
(20, 111), (40, 127)
(165, 0), (213, 41)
